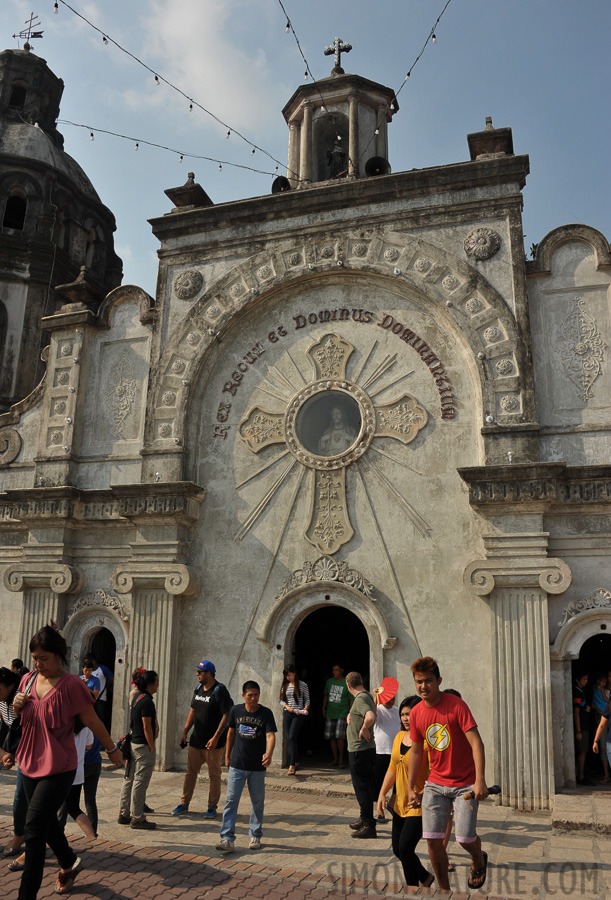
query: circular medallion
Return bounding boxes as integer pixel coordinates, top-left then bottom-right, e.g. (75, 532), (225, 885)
(174, 269), (203, 300)
(284, 381), (375, 470)
(464, 228), (501, 261)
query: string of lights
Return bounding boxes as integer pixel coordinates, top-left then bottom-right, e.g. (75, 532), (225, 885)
(56, 120), (280, 177)
(52, 0), (301, 182)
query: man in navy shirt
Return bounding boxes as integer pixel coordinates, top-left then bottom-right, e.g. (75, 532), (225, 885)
(216, 681), (276, 853)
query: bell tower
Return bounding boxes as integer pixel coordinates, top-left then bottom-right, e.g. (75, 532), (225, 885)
(282, 38), (397, 187)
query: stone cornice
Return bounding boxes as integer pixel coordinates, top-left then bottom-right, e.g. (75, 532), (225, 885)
(110, 562), (199, 596)
(458, 463), (611, 508)
(0, 482), (206, 525)
(3, 562), (83, 594)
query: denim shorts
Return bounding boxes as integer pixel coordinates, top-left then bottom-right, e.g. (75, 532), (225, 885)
(422, 781), (478, 844)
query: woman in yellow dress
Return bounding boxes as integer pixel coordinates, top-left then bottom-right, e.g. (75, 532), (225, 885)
(376, 696), (434, 888)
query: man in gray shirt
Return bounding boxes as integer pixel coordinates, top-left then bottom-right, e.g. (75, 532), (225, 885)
(346, 671), (377, 839)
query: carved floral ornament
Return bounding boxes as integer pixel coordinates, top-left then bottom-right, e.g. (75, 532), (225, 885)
(173, 269), (204, 300)
(67, 589), (129, 622)
(558, 298), (606, 402)
(464, 228), (502, 261)
(559, 588), (611, 628)
(0, 428), (22, 466)
(275, 555), (376, 600)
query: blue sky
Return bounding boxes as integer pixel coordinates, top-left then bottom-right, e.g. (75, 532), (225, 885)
(6, 0), (610, 295)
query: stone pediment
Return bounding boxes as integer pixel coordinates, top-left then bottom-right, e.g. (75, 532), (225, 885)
(275, 555), (375, 600)
(67, 589), (129, 622)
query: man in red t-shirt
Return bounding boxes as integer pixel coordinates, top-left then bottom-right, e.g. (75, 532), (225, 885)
(407, 656), (488, 891)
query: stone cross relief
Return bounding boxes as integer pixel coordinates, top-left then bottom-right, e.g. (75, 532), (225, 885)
(238, 333), (429, 555)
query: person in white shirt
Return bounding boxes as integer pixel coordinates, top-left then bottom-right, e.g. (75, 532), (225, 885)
(373, 681), (401, 821)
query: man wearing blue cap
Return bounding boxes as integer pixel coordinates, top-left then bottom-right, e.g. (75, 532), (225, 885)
(172, 660), (232, 817)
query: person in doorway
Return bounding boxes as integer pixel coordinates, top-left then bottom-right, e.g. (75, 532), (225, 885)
(118, 670), (159, 830)
(372, 680), (401, 821)
(376, 696), (434, 889)
(573, 671), (593, 786)
(346, 671), (377, 839)
(172, 659), (232, 817)
(80, 659), (100, 699)
(279, 665), (310, 775)
(323, 664), (351, 768)
(592, 673), (610, 783)
(407, 656), (489, 893)
(216, 681), (276, 853)
(88, 654), (113, 723)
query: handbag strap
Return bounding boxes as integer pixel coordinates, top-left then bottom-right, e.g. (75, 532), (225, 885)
(22, 671), (38, 697)
(128, 692), (146, 733)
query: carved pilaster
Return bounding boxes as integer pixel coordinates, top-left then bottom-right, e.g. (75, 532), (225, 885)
(3, 562), (84, 659)
(110, 562), (199, 769)
(464, 535), (571, 810)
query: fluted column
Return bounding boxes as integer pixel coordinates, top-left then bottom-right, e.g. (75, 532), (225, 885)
(3, 562), (83, 659)
(111, 563), (199, 769)
(464, 534), (572, 810)
(299, 103), (312, 184)
(348, 94), (359, 177)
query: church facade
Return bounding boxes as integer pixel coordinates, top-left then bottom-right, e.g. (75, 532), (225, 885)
(1, 47), (610, 810)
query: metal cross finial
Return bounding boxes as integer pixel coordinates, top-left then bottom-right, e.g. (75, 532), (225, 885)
(324, 36), (352, 75)
(13, 12), (44, 50)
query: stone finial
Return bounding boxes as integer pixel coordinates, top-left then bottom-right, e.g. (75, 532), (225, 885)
(324, 36), (352, 75)
(467, 118), (514, 160)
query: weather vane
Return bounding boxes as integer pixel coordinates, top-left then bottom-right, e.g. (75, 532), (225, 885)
(13, 12), (44, 51)
(324, 36), (352, 75)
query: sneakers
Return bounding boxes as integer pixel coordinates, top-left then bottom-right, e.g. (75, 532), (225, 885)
(203, 807), (217, 819)
(117, 814), (130, 825)
(130, 818), (156, 830)
(216, 839), (235, 853)
(171, 803), (189, 816)
(249, 837), (261, 849)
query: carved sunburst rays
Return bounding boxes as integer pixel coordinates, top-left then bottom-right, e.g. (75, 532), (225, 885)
(236, 333), (429, 555)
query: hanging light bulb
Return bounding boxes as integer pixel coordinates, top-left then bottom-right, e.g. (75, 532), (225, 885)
(226, 130), (230, 139)
(375, 128), (379, 135)
(285, 19), (290, 33)
(251, 148), (255, 156)
(53, 1), (58, 13)
(179, 155), (183, 163)
(89, 131), (94, 141)
(404, 73), (410, 82)
(102, 35), (108, 45)
(274, 166), (278, 173)
(134, 142), (139, 151)
(218, 164), (222, 172)
(337, 135), (341, 141)
(304, 70), (308, 80)
(432, 33), (437, 43)
(189, 102), (193, 112)
(390, 101), (395, 111)
(154, 75), (160, 86)
(321, 104), (327, 113)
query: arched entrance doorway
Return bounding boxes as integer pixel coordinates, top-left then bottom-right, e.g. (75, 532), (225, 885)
(293, 605), (370, 759)
(573, 633), (611, 785)
(88, 627), (116, 730)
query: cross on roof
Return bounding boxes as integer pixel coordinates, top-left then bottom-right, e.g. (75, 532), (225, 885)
(13, 12), (44, 49)
(324, 36), (352, 75)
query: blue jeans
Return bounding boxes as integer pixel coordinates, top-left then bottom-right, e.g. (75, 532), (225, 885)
(220, 767), (266, 842)
(14, 767), (27, 837)
(283, 710), (305, 767)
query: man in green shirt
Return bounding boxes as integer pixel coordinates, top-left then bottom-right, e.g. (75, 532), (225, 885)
(322, 664), (351, 767)
(346, 671), (377, 839)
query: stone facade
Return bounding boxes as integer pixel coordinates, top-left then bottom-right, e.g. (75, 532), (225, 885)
(1, 56), (610, 808)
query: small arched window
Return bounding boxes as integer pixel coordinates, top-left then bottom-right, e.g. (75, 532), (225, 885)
(3, 194), (27, 230)
(9, 84), (27, 108)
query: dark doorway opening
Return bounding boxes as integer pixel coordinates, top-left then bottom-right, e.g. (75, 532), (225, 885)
(572, 633), (611, 785)
(89, 627), (116, 730)
(293, 604), (370, 761)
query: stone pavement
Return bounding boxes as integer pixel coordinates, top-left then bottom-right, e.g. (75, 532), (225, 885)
(0, 764), (609, 899)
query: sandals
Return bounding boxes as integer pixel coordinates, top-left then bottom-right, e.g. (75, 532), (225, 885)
(288, 765), (296, 775)
(468, 851), (488, 890)
(55, 857), (82, 894)
(8, 859), (25, 871)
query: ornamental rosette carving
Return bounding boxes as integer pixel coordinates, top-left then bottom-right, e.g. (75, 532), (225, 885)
(288, 253), (303, 267)
(383, 247), (400, 262)
(67, 589), (129, 622)
(414, 257), (431, 273)
(558, 299), (606, 402)
(442, 275), (458, 291)
(559, 588), (611, 627)
(352, 243), (368, 258)
(275, 555), (376, 600)
(320, 245), (335, 259)
(465, 297), (483, 314)
(174, 269), (203, 300)
(500, 395), (519, 412)
(496, 359), (514, 376)
(464, 227), (501, 260)
(484, 326), (502, 343)
(0, 428), (22, 466)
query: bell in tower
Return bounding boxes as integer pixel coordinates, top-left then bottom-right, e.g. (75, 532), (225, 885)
(282, 38), (397, 188)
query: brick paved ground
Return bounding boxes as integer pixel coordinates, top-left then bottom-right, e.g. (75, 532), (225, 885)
(1, 765), (609, 899)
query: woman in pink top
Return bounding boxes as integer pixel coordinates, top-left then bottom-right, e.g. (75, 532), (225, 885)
(11, 626), (123, 898)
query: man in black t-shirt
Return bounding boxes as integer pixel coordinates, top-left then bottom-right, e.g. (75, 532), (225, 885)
(172, 660), (233, 817)
(216, 681), (276, 852)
